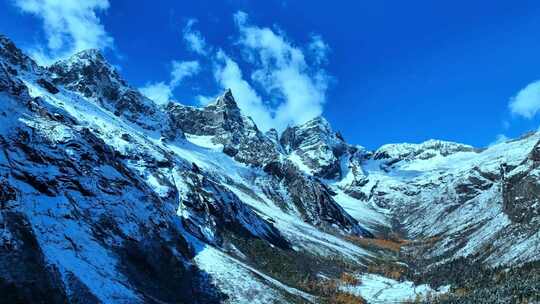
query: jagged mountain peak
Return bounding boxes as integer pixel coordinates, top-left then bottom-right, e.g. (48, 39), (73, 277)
(300, 115), (332, 129)
(212, 88), (237, 108)
(49, 48), (125, 90)
(3, 33), (540, 304)
(0, 34), (38, 71)
(66, 48), (106, 63)
(265, 128), (279, 143)
(204, 89), (244, 123)
(167, 89), (249, 134)
(53, 48), (111, 70)
(281, 116), (337, 141)
(167, 89), (281, 167)
(281, 116), (336, 150)
(46, 47), (174, 133)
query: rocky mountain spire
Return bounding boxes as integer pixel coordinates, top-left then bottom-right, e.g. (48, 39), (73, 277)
(213, 88), (237, 109)
(167, 89), (281, 166)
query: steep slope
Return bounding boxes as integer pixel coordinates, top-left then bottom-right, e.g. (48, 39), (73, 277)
(166, 92), (373, 237)
(2, 33), (540, 304)
(0, 35), (380, 304)
(280, 116), (349, 179)
(360, 136), (540, 266)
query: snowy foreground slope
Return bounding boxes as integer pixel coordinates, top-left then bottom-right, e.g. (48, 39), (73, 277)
(1, 35), (539, 304)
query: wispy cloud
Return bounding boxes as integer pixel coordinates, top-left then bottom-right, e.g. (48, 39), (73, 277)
(195, 95), (215, 106)
(140, 60), (200, 105)
(488, 134), (509, 147)
(212, 50), (274, 128)
(189, 11), (331, 131)
(308, 34), (330, 65)
(509, 80), (540, 119)
(183, 19), (208, 55)
(231, 11), (331, 130)
(170, 60), (201, 86)
(139, 82), (173, 106)
(13, 0), (113, 65)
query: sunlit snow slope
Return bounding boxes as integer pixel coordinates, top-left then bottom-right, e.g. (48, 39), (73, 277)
(1, 35), (539, 304)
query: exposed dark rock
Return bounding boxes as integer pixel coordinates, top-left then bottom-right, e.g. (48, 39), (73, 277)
(280, 116), (349, 179)
(63, 272), (101, 304)
(181, 169), (290, 249)
(528, 140), (540, 162)
(0, 62), (29, 96)
(0, 178), (17, 205)
(11, 170), (57, 196)
(36, 78), (59, 94)
(117, 234), (224, 304)
(263, 160), (373, 237)
(0, 212), (69, 304)
(503, 172), (540, 223)
(0, 35), (38, 72)
(167, 90), (279, 167)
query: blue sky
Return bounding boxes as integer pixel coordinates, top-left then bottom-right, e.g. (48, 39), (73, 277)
(2, 1), (540, 149)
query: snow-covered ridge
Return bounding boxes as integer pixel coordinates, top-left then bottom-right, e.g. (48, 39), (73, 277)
(373, 139), (477, 162)
(0, 35), (380, 303)
(1, 33), (540, 304)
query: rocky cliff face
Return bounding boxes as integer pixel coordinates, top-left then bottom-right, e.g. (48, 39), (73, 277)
(49, 49), (178, 137)
(0, 46), (224, 302)
(0, 35), (374, 303)
(280, 116), (351, 179)
(502, 140), (540, 224)
(1, 34), (540, 304)
(166, 90), (279, 166)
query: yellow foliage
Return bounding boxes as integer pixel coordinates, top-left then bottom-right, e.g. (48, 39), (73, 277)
(328, 292), (367, 304)
(340, 272), (360, 286)
(347, 236), (409, 253)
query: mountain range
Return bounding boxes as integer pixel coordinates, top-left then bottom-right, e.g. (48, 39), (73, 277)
(1, 35), (539, 304)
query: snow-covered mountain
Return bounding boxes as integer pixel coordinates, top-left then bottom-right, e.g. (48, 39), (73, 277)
(1, 35), (539, 303)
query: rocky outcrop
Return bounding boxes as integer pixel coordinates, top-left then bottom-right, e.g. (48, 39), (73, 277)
(0, 212), (69, 304)
(0, 43), (219, 301)
(49, 50), (178, 136)
(502, 141), (540, 224)
(167, 90), (279, 166)
(263, 160), (373, 237)
(280, 116), (351, 179)
(180, 164), (290, 248)
(0, 35), (38, 72)
(49, 49), (126, 100)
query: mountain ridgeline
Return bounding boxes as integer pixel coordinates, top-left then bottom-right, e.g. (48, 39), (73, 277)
(1, 35), (539, 304)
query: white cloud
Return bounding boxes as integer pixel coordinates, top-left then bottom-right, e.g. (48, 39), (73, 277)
(489, 134), (509, 147)
(232, 11), (330, 130)
(195, 95), (216, 106)
(308, 34), (329, 65)
(159, 12), (333, 131)
(509, 80), (540, 119)
(140, 82), (173, 105)
(13, 0), (113, 65)
(171, 60), (201, 86)
(140, 60), (200, 105)
(183, 19), (207, 55)
(213, 50), (274, 129)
